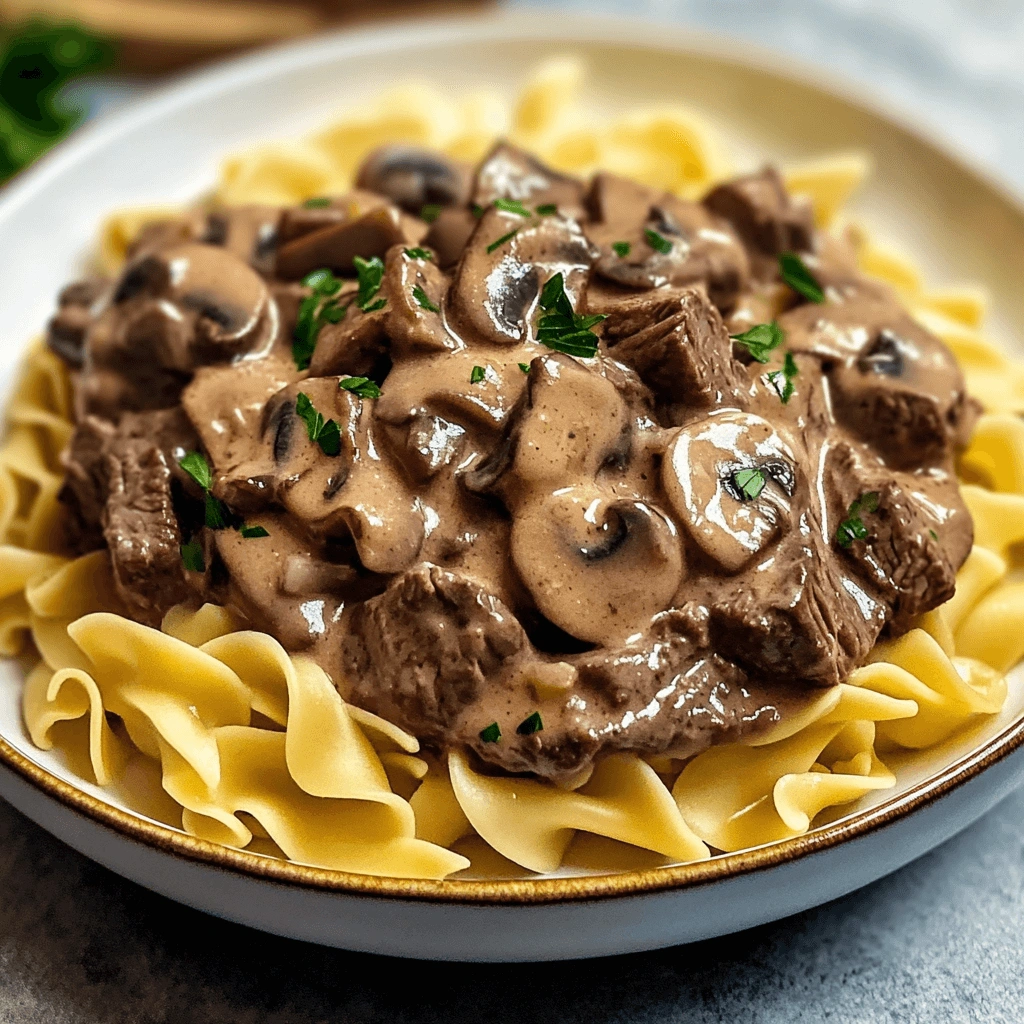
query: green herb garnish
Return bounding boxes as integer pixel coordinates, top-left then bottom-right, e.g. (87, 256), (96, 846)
(612, 241), (631, 258)
(412, 285), (440, 313)
(837, 491), (880, 548)
(768, 351), (799, 404)
(361, 297), (387, 313)
(293, 268), (347, 370)
(354, 255), (385, 311)
(929, 529), (939, 541)
(779, 252), (824, 303)
(535, 203), (557, 216)
(732, 467), (767, 502)
(536, 272), (606, 358)
(420, 203), (441, 223)
(494, 197), (531, 216)
(730, 322), (784, 363)
(516, 711), (544, 736)
(470, 365), (487, 384)
(303, 196), (331, 208)
(486, 229), (520, 254)
(179, 451), (213, 492)
(239, 524), (269, 539)
(644, 228), (673, 254)
(479, 722), (501, 743)
(204, 493), (231, 530)
(296, 392), (341, 456)
(180, 539), (205, 573)
(339, 376), (381, 399)
(518, 362), (531, 374)
(404, 247), (432, 260)
(472, 203), (484, 219)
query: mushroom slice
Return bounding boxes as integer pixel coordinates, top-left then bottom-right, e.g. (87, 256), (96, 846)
(356, 145), (471, 213)
(201, 205), (281, 274)
(511, 489), (684, 644)
(663, 412), (797, 573)
(274, 203), (427, 280)
(381, 244), (456, 355)
(472, 141), (586, 218)
(448, 207), (596, 346)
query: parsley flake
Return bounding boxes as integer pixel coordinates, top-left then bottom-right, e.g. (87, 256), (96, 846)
(470, 365), (487, 384)
(472, 203), (484, 219)
(730, 322), (784, 363)
(361, 297), (387, 313)
(486, 228), (519, 254)
(644, 228), (673, 254)
(178, 451), (212, 492)
(494, 197), (531, 216)
(732, 467), (767, 502)
(516, 711), (544, 736)
(535, 203), (557, 216)
(295, 392), (341, 456)
(412, 284), (440, 313)
(179, 451), (236, 530)
(354, 255), (385, 311)
(837, 491), (880, 548)
(180, 539), (204, 573)
(768, 351), (799, 404)
(518, 362), (531, 374)
(929, 528), (939, 541)
(404, 247), (432, 260)
(293, 268), (347, 370)
(536, 272), (607, 358)
(240, 524), (269, 539)
(779, 252), (824, 303)
(479, 722), (501, 743)
(204, 493), (232, 530)
(420, 203), (442, 223)
(303, 196), (331, 208)
(612, 240), (631, 258)
(339, 376), (381, 399)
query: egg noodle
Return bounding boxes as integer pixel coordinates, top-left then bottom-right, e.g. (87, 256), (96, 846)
(2, 59), (1023, 879)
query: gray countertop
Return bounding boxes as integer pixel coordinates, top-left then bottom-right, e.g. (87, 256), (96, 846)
(4, 2), (1024, 1020)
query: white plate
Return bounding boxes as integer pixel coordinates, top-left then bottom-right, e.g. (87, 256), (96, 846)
(2, 11), (1024, 962)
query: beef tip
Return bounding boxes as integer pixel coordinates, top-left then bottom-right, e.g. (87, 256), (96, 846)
(340, 564), (529, 741)
(471, 141), (586, 219)
(102, 436), (189, 625)
(59, 415), (115, 551)
(829, 442), (972, 632)
(380, 244), (454, 356)
(306, 289), (388, 378)
(356, 145), (471, 214)
(704, 167), (814, 259)
(47, 278), (106, 368)
(586, 173), (750, 311)
(601, 286), (747, 414)
(424, 206), (477, 268)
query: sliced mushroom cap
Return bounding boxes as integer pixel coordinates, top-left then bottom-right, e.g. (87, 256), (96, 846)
(448, 207), (596, 346)
(201, 205), (281, 274)
(512, 488), (684, 644)
(663, 411), (797, 573)
(356, 145), (471, 214)
(274, 203), (427, 280)
(472, 141), (586, 218)
(381, 244), (456, 355)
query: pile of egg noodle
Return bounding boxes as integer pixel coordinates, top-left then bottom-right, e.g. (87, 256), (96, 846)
(2, 59), (1024, 879)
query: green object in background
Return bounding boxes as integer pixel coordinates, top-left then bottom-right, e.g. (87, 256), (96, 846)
(0, 21), (114, 184)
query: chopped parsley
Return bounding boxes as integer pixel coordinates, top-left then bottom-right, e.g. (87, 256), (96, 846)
(516, 711), (544, 736)
(730, 322), (784, 363)
(293, 267), (347, 370)
(518, 362), (531, 374)
(779, 252), (824, 303)
(486, 228), (519, 254)
(295, 392), (341, 457)
(404, 247), (433, 260)
(178, 451), (213, 492)
(837, 491), (880, 548)
(303, 196), (331, 208)
(479, 722), (501, 743)
(732, 467), (767, 502)
(536, 272), (607, 358)
(180, 539), (205, 573)
(354, 255), (385, 311)
(929, 529), (939, 541)
(470, 365), (487, 384)
(420, 203), (442, 223)
(412, 284), (440, 313)
(339, 376), (381, 399)
(644, 228), (673, 255)
(472, 203), (484, 219)
(768, 351), (799, 404)
(177, 450), (266, 537)
(612, 240), (631, 258)
(494, 197), (531, 216)
(240, 524), (269, 539)
(535, 203), (558, 216)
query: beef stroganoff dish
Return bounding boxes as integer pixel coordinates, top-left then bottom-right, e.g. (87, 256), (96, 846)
(4, 60), (1024, 879)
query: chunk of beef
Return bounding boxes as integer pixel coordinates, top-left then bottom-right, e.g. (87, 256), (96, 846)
(601, 286), (747, 414)
(59, 415), (115, 551)
(356, 145), (471, 214)
(47, 278), (106, 368)
(341, 564), (529, 739)
(704, 167), (814, 259)
(424, 207), (477, 268)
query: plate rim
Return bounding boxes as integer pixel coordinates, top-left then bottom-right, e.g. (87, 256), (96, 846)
(2, 8), (1023, 906)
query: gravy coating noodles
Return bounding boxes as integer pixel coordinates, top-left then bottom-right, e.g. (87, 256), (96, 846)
(3, 58), (1024, 880)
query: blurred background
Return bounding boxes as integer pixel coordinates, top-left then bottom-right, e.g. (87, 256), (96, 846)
(3, 0), (1024, 189)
